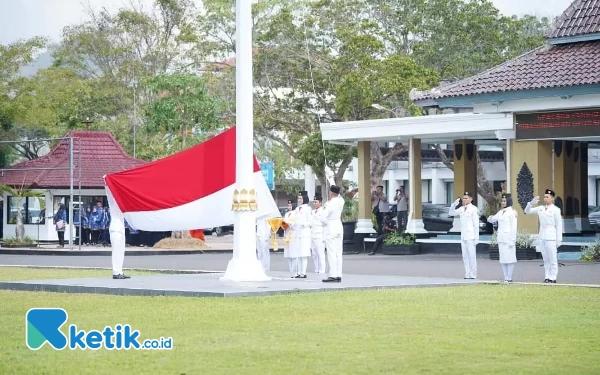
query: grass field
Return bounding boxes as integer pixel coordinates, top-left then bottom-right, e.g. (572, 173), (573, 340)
(1, 267), (600, 375)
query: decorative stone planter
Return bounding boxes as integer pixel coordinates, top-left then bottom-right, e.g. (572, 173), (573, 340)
(342, 221), (357, 253)
(0, 243), (38, 248)
(382, 244), (420, 255)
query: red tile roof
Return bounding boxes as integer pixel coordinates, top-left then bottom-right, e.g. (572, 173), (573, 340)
(0, 131), (146, 189)
(548, 0), (600, 39)
(414, 41), (600, 100)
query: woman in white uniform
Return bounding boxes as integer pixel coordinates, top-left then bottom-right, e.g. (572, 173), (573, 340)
(293, 191), (312, 278)
(283, 199), (297, 275)
(487, 193), (518, 282)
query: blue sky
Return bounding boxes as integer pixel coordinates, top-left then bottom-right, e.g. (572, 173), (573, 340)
(1, 0), (574, 45)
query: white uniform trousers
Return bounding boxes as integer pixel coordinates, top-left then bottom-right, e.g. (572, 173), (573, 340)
(311, 237), (327, 273)
(325, 233), (343, 278)
(256, 236), (270, 272)
(461, 240), (477, 279)
(539, 240), (558, 281)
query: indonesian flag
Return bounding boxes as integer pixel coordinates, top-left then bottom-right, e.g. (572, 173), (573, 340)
(103, 126), (281, 232)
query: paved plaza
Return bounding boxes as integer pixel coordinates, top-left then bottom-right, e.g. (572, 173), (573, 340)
(0, 271), (485, 298)
(1, 250), (600, 285)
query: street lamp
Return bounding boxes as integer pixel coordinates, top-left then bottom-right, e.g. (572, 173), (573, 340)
(371, 103), (398, 117)
(81, 117), (94, 130)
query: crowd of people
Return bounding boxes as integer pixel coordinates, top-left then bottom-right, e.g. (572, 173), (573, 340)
(52, 200), (111, 248)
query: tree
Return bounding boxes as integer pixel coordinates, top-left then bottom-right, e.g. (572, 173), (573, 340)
(0, 37), (47, 164)
(143, 73), (221, 149)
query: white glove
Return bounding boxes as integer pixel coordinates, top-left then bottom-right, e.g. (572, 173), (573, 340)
(453, 198), (460, 206)
(530, 196), (540, 205)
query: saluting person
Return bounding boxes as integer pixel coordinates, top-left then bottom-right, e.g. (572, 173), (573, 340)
(449, 191), (480, 279)
(524, 189), (563, 283)
(310, 195), (327, 274)
(321, 185), (345, 283)
(487, 193), (518, 282)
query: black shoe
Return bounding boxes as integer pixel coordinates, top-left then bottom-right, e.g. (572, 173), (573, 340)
(297, 274), (307, 279)
(322, 277), (337, 282)
(335, 277), (341, 282)
(551, 280), (557, 283)
(544, 279), (550, 283)
(368, 252), (375, 256)
(112, 274), (130, 280)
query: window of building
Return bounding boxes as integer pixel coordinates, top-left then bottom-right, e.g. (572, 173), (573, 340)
(422, 179), (432, 203)
(445, 182), (454, 204)
(6, 196), (46, 225)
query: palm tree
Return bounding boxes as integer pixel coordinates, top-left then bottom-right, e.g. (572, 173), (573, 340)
(0, 183), (44, 242)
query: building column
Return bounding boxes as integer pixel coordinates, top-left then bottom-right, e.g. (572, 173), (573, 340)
(510, 140), (552, 234)
(406, 138), (426, 233)
(355, 141), (376, 251)
(554, 141), (579, 233)
(577, 142), (592, 231)
(450, 140), (477, 232)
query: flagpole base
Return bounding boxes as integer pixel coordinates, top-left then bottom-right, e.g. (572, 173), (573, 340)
(220, 257), (272, 282)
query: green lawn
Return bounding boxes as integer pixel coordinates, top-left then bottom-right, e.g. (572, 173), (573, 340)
(1, 267), (600, 375)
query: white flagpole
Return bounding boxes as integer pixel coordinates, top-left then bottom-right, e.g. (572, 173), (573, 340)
(221, 0), (270, 281)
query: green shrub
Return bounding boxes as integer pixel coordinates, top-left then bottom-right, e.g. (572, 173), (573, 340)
(383, 231), (416, 246)
(581, 239), (600, 262)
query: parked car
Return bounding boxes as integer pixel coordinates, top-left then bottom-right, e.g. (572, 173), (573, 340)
(206, 225), (233, 236)
(422, 203), (493, 234)
(588, 206), (600, 230)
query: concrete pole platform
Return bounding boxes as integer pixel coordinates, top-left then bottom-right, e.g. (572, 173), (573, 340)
(0, 272), (487, 298)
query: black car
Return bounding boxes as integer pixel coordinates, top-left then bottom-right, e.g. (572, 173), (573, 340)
(422, 204), (493, 234)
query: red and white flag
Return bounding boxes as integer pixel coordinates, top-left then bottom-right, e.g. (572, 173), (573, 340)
(103, 127), (281, 231)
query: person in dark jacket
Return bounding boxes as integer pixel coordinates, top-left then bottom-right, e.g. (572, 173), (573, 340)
(53, 204), (68, 248)
(368, 213), (397, 255)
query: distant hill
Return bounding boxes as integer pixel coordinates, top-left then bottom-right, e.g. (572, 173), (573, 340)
(19, 50), (54, 77)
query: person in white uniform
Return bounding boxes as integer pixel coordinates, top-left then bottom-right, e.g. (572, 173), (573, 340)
(524, 189), (563, 283)
(282, 199), (297, 276)
(310, 195), (327, 274)
(487, 193), (518, 282)
(293, 191), (313, 278)
(321, 185), (345, 283)
(256, 216), (272, 272)
(449, 191), (480, 279)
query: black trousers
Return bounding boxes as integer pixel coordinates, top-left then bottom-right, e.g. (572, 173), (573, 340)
(397, 210), (408, 230)
(375, 213), (384, 234)
(91, 230), (100, 244)
(82, 228), (91, 244)
(57, 231), (65, 247)
(370, 233), (390, 254)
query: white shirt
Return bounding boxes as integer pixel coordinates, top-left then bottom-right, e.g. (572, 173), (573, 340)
(524, 202), (562, 242)
(449, 201), (480, 242)
(311, 207), (326, 237)
(320, 196), (344, 235)
(487, 207), (517, 245)
(294, 204), (312, 238)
